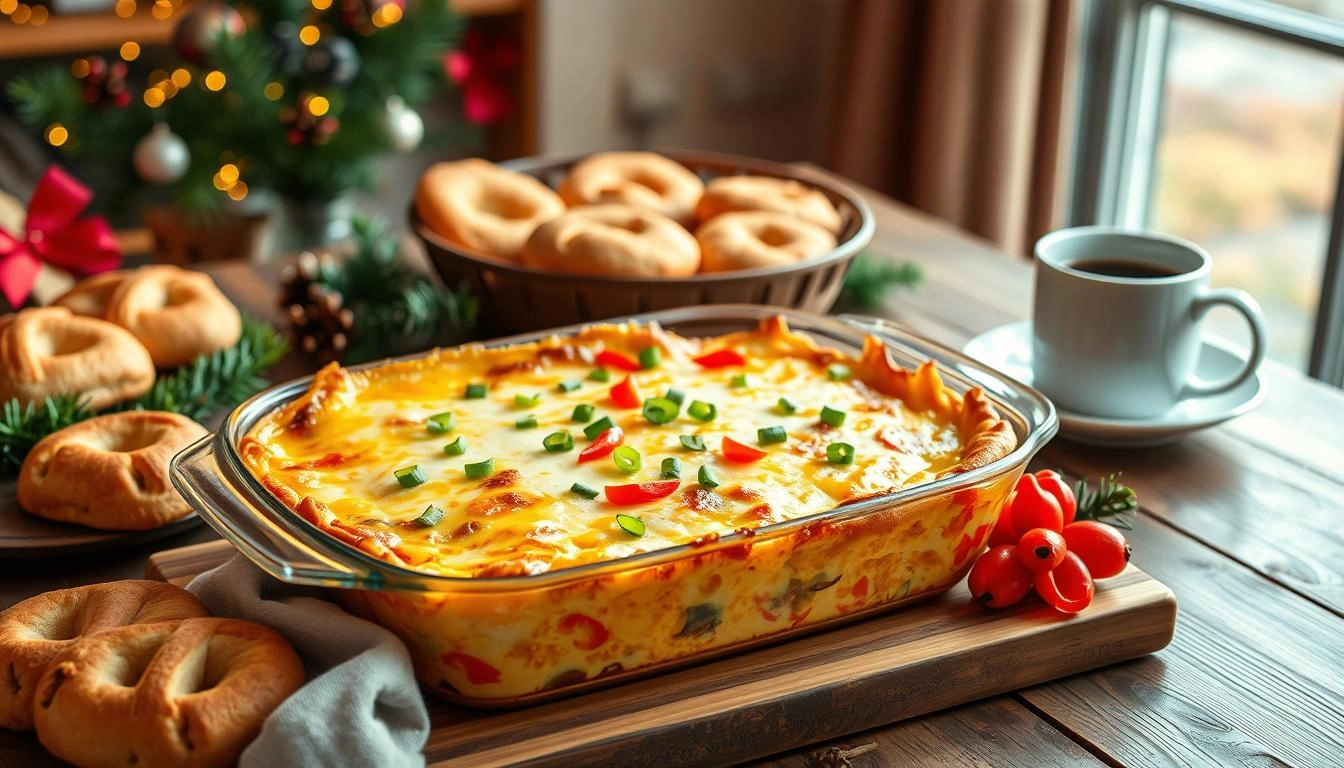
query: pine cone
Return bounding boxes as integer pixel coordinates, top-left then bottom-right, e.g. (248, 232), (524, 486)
(280, 252), (355, 362)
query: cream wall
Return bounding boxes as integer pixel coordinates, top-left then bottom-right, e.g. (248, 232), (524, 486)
(536, 0), (836, 162)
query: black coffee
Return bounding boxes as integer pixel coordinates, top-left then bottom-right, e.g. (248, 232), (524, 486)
(1069, 258), (1181, 279)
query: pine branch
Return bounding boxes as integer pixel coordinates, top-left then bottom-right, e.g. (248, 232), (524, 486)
(0, 395), (94, 475)
(1072, 473), (1139, 530)
(840, 253), (922, 310)
(115, 316), (289, 421)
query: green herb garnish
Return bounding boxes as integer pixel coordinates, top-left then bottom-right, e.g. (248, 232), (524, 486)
(583, 415), (616, 440)
(572, 403), (595, 423)
(826, 364), (851, 382)
(642, 397), (680, 425)
(613, 445), (641, 473)
(687, 400), (717, 422)
(697, 465), (720, 488)
(661, 457), (682, 479)
(1073, 472), (1139, 530)
(557, 379), (582, 393)
(826, 442), (855, 465)
(730, 374), (749, 388)
(464, 459), (495, 479)
(515, 415), (538, 429)
(464, 383), (488, 399)
(543, 431), (574, 452)
(394, 465), (428, 489)
(443, 437), (467, 455)
(515, 392), (542, 407)
(412, 504), (445, 527)
(616, 514), (646, 537)
(426, 412), (456, 434)
(757, 425), (787, 445)
(588, 368), (612, 382)
(664, 388), (686, 406)
(680, 435), (707, 452)
(571, 482), (600, 500)
(776, 397), (798, 415)
(820, 405), (847, 428)
(639, 346), (661, 369)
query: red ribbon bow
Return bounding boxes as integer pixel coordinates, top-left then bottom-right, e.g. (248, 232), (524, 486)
(0, 166), (121, 309)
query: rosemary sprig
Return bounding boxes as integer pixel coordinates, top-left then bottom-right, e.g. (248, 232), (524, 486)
(1072, 472), (1139, 530)
(0, 394), (94, 474)
(839, 253), (922, 310)
(114, 316), (289, 421)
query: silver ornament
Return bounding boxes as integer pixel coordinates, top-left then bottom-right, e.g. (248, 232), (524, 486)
(382, 96), (423, 153)
(133, 123), (190, 185)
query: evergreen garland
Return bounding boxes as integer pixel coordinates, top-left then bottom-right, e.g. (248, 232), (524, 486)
(839, 253), (923, 311)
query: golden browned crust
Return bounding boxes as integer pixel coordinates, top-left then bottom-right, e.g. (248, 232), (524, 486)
(415, 158), (567, 260)
(0, 307), (155, 411)
(521, 204), (700, 277)
(0, 580), (207, 731)
(244, 316), (1017, 578)
(18, 411), (208, 531)
(695, 175), (844, 233)
(33, 617), (304, 768)
(557, 152), (704, 226)
(695, 211), (837, 272)
(50, 269), (128, 318)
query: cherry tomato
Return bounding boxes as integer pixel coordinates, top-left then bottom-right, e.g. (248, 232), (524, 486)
(596, 349), (641, 372)
(722, 436), (767, 463)
(987, 490), (1018, 547)
(609, 376), (642, 408)
(1034, 470), (1078, 526)
(967, 545), (1034, 608)
(692, 348), (746, 368)
(1034, 551), (1094, 614)
(604, 480), (679, 505)
(578, 427), (624, 463)
(1010, 473), (1064, 534)
(1062, 520), (1131, 579)
(1016, 527), (1067, 573)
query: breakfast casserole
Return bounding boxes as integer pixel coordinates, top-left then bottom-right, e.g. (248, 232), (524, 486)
(239, 315), (1019, 701)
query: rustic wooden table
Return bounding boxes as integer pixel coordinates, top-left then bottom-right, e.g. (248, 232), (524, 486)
(3, 181), (1342, 768)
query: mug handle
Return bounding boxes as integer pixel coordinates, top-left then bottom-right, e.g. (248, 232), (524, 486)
(1183, 287), (1267, 399)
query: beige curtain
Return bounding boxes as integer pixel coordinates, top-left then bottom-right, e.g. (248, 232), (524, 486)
(827, 0), (1078, 256)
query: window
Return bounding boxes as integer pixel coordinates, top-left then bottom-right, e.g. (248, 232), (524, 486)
(1072, 0), (1344, 386)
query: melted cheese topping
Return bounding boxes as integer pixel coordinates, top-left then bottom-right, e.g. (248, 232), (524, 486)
(243, 319), (999, 578)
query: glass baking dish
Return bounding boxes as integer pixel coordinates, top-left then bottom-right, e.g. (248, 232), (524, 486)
(171, 306), (1056, 707)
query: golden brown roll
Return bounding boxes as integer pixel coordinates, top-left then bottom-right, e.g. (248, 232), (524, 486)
(33, 617), (305, 768)
(415, 158), (566, 260)
(557, 152), (704, 226)
(522, 204), (700, 277)
(103, 266), (241, 368)
(695, 175), (843, 233)
(0, 581), (207, 731)
(695, 211), (838, 272)
(49, 269), (128, 318)
(18, 411), (208, 531)
(0, 307), (155, 410)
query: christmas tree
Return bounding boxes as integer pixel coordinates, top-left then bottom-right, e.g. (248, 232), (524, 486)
(7, 0), (460, 215)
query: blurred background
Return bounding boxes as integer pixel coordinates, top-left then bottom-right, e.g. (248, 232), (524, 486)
(2, 0), (1343, 387)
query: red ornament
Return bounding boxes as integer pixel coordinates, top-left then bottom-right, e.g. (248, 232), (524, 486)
(443, 26), (517, 126)
(76, 56), (131, 110)
(0, 166), (121, 310)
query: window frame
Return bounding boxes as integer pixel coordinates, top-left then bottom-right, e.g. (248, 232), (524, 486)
(1070, 0), (1344, 386)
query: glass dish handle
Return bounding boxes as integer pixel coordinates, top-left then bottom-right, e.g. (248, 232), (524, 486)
(170, 435), (375, 589)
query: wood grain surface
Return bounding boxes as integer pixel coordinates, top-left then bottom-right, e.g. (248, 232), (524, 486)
(145, 540), (1174, 768)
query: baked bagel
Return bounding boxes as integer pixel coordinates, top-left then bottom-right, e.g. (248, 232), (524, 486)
(695, 175), (843, 233)
(49, 269), (128, 318)
(33, 617), (304, 768)
(112, 266), (241, 368)
(18, 411), (208, 531)
(0, 581), (207, 731)
(558, 152), (704, 226)
(521, 204), (700, 277)
(0, 307), (154, 410)
(696, 211), (838, 272)
(415, 158), (566, 260)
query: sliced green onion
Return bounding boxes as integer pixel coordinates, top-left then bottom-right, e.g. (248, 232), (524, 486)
(642, 397), (680, 425)
(583, 415), (616, 440)
(464, 383), (488, 399)
(616, 514), (646, 537)
(412, 504), (444, 527)
(697, 465), (720, 488)
(661, 457), (682, 479)
(442, 436), (467, 455)
(394, 465), (427, 489)
(572, 403), (595, 423)
(820, 405), (847, 428)
(570, 482), (600, 500)
(613, 445), (641, 473)
(757, 425), (787, 445)
(730, 373), (750, 388)
(680, 435), (707, 451)
(588, 367), (612, 382)
(776, 397), (798, 415)
(827, 442), (856, 465)
(464, 458), (495, 479)
(687, 400), (717, 422)
(515, 392), (542, 407)
(543, 431), (574, 452)
(426, 412), (456, 434)
(557, 379), (582, 393)
(827, 364), (852, 382)
(639, 346), (661, 369)
(664, 388), (686, 406)
(515, 415), (539, 429)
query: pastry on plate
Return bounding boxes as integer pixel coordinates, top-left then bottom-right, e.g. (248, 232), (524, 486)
(0, 307), (154, 410)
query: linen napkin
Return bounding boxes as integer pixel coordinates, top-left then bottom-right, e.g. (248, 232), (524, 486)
(187, 554), (430, 768)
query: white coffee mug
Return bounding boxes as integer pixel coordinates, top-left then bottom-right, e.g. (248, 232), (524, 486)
(1031, 227), (1267, 419)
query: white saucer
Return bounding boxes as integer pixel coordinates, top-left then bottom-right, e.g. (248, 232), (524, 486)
(963, 321), (1265, 448)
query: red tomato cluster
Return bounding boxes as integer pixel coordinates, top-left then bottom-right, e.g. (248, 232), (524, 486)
(968, 470), (1131, 614)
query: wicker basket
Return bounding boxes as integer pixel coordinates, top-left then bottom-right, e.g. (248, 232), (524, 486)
(411, 149), (875, 335)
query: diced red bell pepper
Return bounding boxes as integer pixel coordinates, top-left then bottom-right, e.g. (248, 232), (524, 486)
(596, 349), (641, 372)
(609, 375), (642, 409)
(692, 348), (746, 369)
(578, 427), (624, 463)
(604, 480), (679, 505)
(722, 436), (767, 463)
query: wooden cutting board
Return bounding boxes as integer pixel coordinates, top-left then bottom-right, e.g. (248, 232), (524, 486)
(148, 539), (1176, 768)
